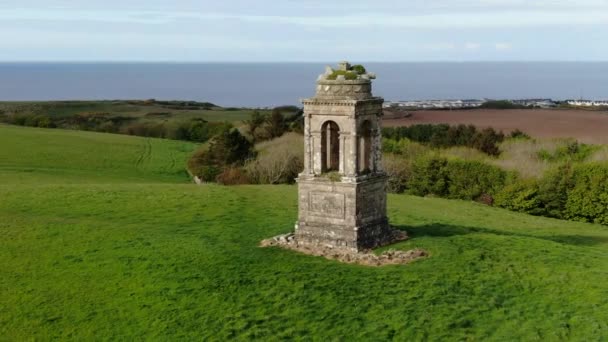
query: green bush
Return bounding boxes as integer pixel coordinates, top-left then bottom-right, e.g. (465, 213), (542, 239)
(383, 154), (413, 193)
(351, 64), (366, 74)
(188, 128), (256, 181)
(267, 109), (287, 139)
(245, 110), (267, 142)
(408, 155), (507, 200)
(509, 129), (531, 140)
(495, 180), (543, 215)
(537, 163), (575, 218)
(564, 163), (608, 224)
(444, 160), (507, 200)
(537, 140), (598, 162)
(199, 164), (222, 182)
(382, 138), (430, 158)
(409, 156), (449, 197)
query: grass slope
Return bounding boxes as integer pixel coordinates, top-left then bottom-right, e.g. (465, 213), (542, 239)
(0, 124), (198, 183)
(1, 126), (608, 340)
(0, 100), (257, 122)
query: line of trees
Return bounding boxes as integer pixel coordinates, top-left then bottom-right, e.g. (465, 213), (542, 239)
(245, 107), (303, 143)
(0, 111), (232, 144)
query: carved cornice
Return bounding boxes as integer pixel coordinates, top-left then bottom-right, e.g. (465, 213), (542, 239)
(301, 97), (383, 107)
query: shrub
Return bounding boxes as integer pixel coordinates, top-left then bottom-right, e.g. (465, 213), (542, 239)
(245, 110), (267, 142)
(383, 154), (413, 193)
(351, 64), (366, 74)
(124, 122), (167, 138)
(444, 160), (507, 200)
(187, 119), (211, 142)
(245, 133), (303, 184)
(564, 163), (608, 224)
(211, 128), (255, 165)
(383, 138), (430, 158)
(472, 128), (504, 156)
(188, 128), (256, 181)
(5, 113), (55, 128)
(216, 167), (250, 185)
(494, 179), (543, 215)
(493, 139), (561, 179)
(509, 129), (531, 140)
(288, 113), (304, 134)
(187, 150), (219, 182)
(537, 140), (598, 162)
(97, 121), (118, 133)
(409, 156), (449, 197)
(537, 163), (575, 218)
(266, 109), (286, 139)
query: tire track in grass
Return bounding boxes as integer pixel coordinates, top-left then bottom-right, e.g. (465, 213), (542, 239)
(166, 143), (178, 174)
(135, 139), (153, 173)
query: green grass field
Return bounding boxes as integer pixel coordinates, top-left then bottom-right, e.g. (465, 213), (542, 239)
(1, 125), (607, 340)
(0, 125), (197, 183)
(0, 100), (259, 122)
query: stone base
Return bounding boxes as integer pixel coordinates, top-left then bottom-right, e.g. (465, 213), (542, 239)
(295, 219), (402, 253)
(261, 229), (426, 266)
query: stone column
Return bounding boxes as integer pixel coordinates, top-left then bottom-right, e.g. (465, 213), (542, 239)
(304, 114), (312, 174)
(350, 133), (358, 177)
(374, 129), (383, 172)
(312, 132), (322, 175)
(339, 134), (346, 174)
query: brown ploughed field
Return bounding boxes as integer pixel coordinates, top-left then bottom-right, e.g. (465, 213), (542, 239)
(384, 109), (608, 144)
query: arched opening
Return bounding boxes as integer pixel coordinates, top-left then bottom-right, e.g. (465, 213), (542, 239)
(359, 120), (372, 172)
(321, 121), (340, 172)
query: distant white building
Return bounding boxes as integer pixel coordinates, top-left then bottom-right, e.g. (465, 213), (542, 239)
(566, 100), (608, 107)
(383, 99), (484, 109)
(511, 99), (556, 108)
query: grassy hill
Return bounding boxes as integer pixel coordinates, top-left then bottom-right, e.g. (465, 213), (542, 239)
(0, 100), (257, 122)
(0, 124), (198, 183)
(1, 125), (607, 340)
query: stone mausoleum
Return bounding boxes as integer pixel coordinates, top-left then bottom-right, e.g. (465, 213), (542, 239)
(294, 61), (399, 252)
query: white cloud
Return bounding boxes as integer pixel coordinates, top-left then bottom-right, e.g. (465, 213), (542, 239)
(465, 42), (481, 50)
(422, 42), (457, 50)
(495, 42), (512, 50)
(2, 7), (608, 29)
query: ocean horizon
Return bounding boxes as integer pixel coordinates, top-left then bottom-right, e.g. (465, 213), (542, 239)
(1, 62), (607, 107)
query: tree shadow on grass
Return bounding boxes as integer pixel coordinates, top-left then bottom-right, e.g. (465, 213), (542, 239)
(393, 223), (608, 247)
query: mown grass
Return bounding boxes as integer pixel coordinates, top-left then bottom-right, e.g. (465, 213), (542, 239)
(1, 126), (608, 340)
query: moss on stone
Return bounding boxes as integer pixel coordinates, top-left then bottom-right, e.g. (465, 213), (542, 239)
(326, 70), (358, 80)
(351, 64), (366, 75)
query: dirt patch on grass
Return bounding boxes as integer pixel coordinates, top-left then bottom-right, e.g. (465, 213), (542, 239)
(384, 109), (608, 144)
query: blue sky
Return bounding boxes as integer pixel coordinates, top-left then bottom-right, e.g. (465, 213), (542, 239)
(1, 0), (607, 61)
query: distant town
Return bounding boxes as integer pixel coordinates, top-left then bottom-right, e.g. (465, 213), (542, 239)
(383, 98), (608, 110)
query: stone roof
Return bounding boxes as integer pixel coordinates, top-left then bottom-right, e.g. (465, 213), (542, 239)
(313, 61), (377, 100)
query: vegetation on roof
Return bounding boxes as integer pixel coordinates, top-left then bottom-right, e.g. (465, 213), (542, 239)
(325, 64), (368, 80)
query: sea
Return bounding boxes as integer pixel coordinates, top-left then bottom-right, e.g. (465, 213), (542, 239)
(1, 62), (607, 107)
